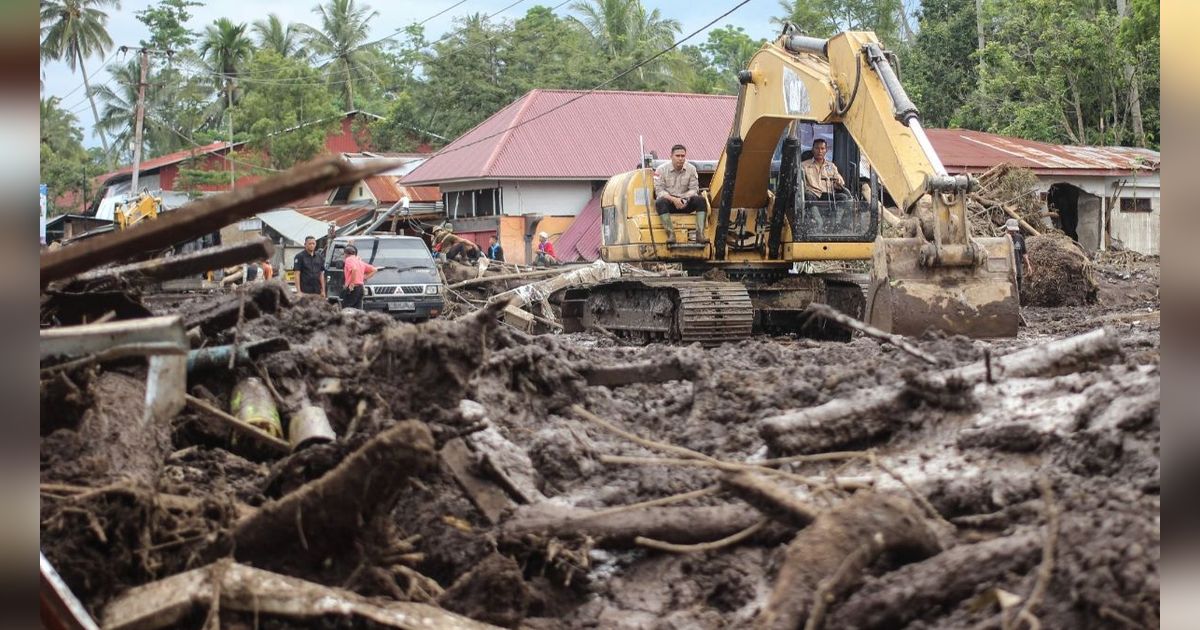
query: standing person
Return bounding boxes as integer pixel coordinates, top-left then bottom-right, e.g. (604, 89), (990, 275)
(400, 193), (411, 214)
(260, 258), (274, 281)
(800, 138), (851, 228)
(340, 244), (377, 309)
(653, 144), (706, 244)
(293, 236), (326, 297)
(534, 231), (558, 266)
(1006, 219), (1034, 295)
(486, 234), (504, 262)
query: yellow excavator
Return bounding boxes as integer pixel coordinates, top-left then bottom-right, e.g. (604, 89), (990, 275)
(113, 191), (163, 230)
(561, 27), (1018, 343)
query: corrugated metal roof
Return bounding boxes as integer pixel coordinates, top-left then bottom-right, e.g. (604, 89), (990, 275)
(402, 89), (737, 184)
(295, 203), (374, 227)
(927, 129), (1160, 176)
(553, 194), (602, 262)
(258, 209), (334, 245)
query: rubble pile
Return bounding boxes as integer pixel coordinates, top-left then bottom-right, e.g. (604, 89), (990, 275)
(39, 158), (1159, 630)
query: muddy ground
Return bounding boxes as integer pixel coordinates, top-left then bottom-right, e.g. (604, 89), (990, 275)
(40, 253), (1159, 629)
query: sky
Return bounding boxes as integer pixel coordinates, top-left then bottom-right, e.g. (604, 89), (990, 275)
(40, 0), (789, 150)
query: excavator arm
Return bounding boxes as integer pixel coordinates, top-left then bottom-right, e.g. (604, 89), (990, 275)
(708, 29), (1018, 337)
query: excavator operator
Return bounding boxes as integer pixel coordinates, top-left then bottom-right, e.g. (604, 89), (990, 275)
(653, 144), (707, 244)
(801, 138), (852, 230)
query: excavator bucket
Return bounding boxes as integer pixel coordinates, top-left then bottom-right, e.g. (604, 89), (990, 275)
(866, 236), (1019, 338)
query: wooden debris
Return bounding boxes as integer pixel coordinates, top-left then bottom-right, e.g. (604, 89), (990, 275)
(758, 492), (941, 630)
(805, 302), (942, 365)
(826, 530), (1042, 629)
(68, 238), (273, 287)
(41, 155), (395, 284)
(441, 437), (516, 525)
(101, 560), (500, 630)
(722, 471), (819, 528)
(499, 503), (794, 548)
(760, 328), (1123, 454)
(579, 358), (695, 387)
(233, 420), (437, 559)
(180, 281), (290, 336)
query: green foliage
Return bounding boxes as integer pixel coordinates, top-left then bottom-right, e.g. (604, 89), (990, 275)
(701, 25), (766, 93)
(199, 18), (254, 108)
(230, 51), (341, 169)
(772, 0), (902, 44)
(252, 14), (306, 58)
(302, 0), (381, 110)
(903, 0), (978, 127)
(135, 0), (201, 51)
(40, 97), (103, 213)
(948, 0), (1155, 147)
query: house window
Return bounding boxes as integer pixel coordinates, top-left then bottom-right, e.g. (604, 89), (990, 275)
(1119, 197), (1152, 213)
(443, 189), (499, 218)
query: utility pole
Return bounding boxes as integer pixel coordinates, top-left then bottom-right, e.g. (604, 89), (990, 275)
(228, 89), (235, 190)
(130, 47), (150, 196)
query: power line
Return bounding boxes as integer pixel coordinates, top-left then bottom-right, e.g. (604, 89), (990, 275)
(431, 0), (754, 159)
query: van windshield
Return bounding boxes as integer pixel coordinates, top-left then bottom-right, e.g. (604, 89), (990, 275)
(370, 239), (434, 269)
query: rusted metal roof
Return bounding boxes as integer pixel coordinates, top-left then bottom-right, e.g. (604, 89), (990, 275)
(362, 176), (442, 204)
(926, 129), (1159, 177)
(295, 203), (374, 228)
(553, 194), (602, 263)
(402, 89), (737, 185)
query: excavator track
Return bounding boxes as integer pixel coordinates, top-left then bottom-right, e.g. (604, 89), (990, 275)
(562, 278), (753, 345)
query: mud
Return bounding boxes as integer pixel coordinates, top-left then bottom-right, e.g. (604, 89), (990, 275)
(1023, 233), (1100, 307)
(39, 254), (1158, 628)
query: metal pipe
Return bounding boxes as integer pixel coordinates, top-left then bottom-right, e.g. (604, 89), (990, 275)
(864, 43), (919, 125)
(907, 119), (948, 177)
(782, 35), (828, 58)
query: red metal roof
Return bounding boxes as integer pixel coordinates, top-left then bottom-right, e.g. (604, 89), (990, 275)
(96, 141), (235, 184)
(295, 203), (374, 228)
(363, 176), (440, 204)
(402, 89), (737, 184)
(926, 128), (1159, 177)
(553, 194), (602, 262)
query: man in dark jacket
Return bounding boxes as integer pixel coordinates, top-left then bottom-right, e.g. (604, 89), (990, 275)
(293, 236), (326, 296)
(486, 234), (504, 262)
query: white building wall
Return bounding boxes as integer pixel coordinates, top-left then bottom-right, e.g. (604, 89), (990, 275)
(1034, 173), (1159, 255)
(500, 181), (592, 217)
(1107, 175), (1160, 255)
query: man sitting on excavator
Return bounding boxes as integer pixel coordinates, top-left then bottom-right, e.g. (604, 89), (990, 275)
(801, 138), (852, 230)
(653, 144), (707, 244)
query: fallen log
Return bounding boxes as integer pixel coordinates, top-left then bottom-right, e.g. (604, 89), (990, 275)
(757, 492), (941, 630)
(41, 155), (393, 285)
(101, 560), (499, 630)
(447, 266), (585, 290)
(826, 530), (1041, 629)
(233, 420), (437, 559)
(69, 238), (273, 287)
(579, 358), (695, 387)
(760, 328), (1122, 455)
(499, 503), (794, 548)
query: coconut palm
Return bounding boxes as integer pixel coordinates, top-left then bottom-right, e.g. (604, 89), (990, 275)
(302, 0), (380, 110)
(569, 0), (679, 86)
(199, 18), (254, 111)
(252, 14), (305, 59)
(90, 59), (144, 163)
(40, 0), (120, 163)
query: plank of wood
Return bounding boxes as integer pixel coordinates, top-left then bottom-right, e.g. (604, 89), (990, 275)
(441, 437), (515, 525)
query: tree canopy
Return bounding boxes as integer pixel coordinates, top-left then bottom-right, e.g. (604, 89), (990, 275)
(40, 0), (1160, 202)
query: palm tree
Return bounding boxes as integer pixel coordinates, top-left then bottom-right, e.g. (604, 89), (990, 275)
(40, 0), (120, 164)
(90, 59), (142, 164)
(252, 14), (304, 58)
(569, 0), (678, 85)
(302, 0), (379, 110)
(199, 18), (253, 112)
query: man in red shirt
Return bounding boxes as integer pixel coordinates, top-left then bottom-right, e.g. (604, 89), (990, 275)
(534, 231), (558, 266)
(340, 244), (377, 309)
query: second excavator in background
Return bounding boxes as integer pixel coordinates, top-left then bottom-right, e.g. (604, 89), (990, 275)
(561, 26), (1019, 344)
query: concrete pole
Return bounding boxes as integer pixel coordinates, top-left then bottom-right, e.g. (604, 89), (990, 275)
(130, 48), (149, 195)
